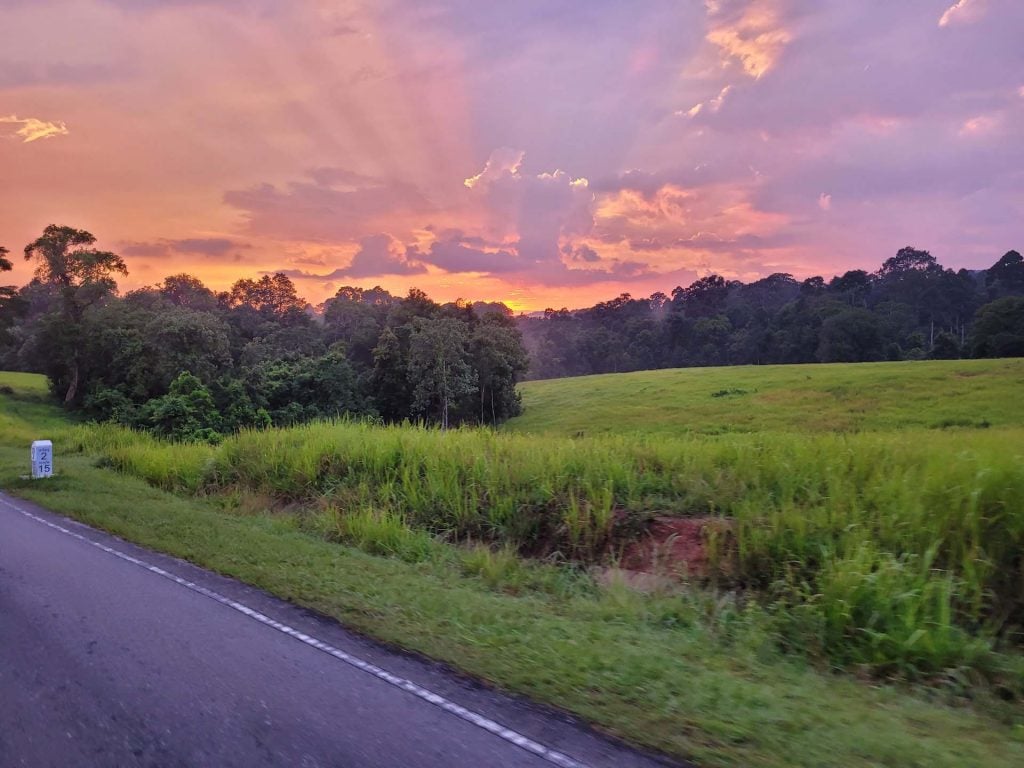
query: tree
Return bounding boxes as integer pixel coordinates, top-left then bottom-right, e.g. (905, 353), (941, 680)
(226, 273), (306, 317)
(140, 371), (222, 443)
(143, 307), (232, 392)
(817, 308), (883, 362)
(986, 250), (1024, 297)
(470, 316), (529, 424)
(371, 327), (412, 422)
(930, 331), (961, 360)
(672, 275), (732, 318)
(407, 317), (476, 428)
(159, 273), (219, 312)
(971, 297), (1024, 358)
(250, 345), (369, 425)
(801, 276), (826, 296)
(23, 225), (127, 403)
(829, 270), (873, 307)
(323, 285), (388, 367)
(877, 246), (940, 278)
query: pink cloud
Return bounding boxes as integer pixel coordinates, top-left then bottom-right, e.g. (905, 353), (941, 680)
(939, 0), (987, 27)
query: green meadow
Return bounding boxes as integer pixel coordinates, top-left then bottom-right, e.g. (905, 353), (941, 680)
(508, 358), (1024, 436)
(2, 363), (1024, 767)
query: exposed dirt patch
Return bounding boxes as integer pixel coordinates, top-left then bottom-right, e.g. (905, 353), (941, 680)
(617, 516), (735, 582)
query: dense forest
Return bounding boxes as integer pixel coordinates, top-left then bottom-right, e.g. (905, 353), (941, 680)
(2, 226), (1023, 440)
(0, 226), (528, 440)
(519, 246), (1024, 379)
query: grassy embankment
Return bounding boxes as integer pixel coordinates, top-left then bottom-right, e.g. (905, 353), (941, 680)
(2, 363), (1023, 767)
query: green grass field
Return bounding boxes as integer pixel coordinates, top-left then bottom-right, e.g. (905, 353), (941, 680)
(507, 358), (1024, 436)
(2, 364), (1024, 767)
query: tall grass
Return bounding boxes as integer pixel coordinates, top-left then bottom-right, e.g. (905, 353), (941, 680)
(33, 413), (1024, 679)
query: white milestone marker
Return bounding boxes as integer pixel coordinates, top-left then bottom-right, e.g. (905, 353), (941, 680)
(30, 439), (53, 479)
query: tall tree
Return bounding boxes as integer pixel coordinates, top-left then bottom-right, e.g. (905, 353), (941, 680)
(23, 225), (127, 403)
(227, 273), (306, 317)
(471, 315), (529, 424)
(160, 273), (219, 312)
(816, 308), (884, 363)
(407, 317), (476, 428)
(971, 297), (1024, 358)
(877, 246), (940, 278)
(371, 327), (412, 422)
(986, 251), (1024, 297)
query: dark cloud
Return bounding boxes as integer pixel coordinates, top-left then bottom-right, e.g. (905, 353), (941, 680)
(412, 236), (522, 274)
(120, 241), (169, 258)
(527, 259), (660, 288)
(347, 234), (426, 277)
(173, 238), (246, 256)
(567, 244), (601, 262)
(223, 170), (432, 242)
(264, 235), (426, 281)
(265, 268), (350, 281)
(120, 238), (248, 258)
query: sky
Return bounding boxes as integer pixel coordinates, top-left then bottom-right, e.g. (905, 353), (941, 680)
(1, 0), (1022, 311)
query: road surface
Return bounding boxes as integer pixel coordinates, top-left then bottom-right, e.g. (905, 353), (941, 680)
(0, 491), (678, 767)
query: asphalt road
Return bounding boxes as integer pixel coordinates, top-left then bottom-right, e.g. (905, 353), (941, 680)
(0, 492), (677, 768)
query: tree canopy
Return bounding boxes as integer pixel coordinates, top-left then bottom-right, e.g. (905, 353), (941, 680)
(1, 226), (530, 438)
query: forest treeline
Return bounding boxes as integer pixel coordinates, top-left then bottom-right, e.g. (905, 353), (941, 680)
(0, 226), (527, 441)
(2, 226), (1023, 440)
(519, 246), (1024, 379)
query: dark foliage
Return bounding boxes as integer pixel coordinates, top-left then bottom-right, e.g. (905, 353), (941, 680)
(1, 228), (530, 440)
(518, 247), (1020, 379)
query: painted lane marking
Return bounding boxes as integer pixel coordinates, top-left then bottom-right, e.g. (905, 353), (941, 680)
(0, 494), (587, 768)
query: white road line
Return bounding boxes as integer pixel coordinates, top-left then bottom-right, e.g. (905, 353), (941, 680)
(0, 494), (588, 768)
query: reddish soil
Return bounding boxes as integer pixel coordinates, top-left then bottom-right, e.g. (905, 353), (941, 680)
(618, 516), (730, 579)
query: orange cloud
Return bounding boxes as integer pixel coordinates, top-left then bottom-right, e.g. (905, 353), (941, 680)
(596, 185), (695, 223)
(591, 181), (793, 282)
(706, 0), (792, 78)
(0, 115), (69, 143)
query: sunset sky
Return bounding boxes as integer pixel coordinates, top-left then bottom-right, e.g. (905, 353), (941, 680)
(2, 0), (1022, 311)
